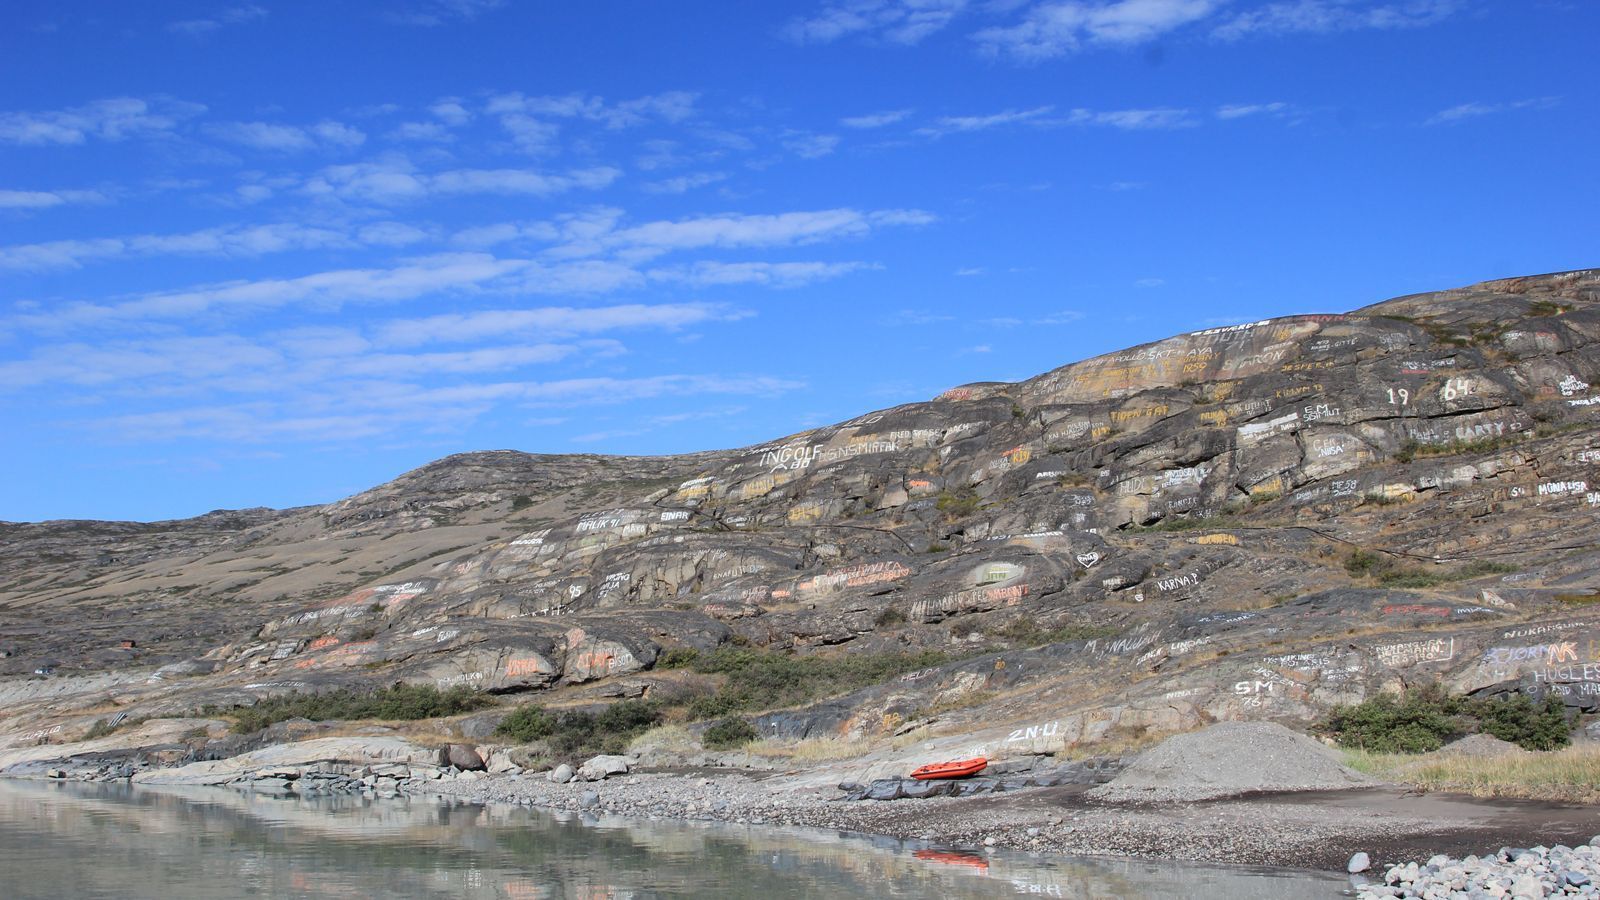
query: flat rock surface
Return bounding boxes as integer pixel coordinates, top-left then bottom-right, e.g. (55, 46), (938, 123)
(132, 737), (436, 785)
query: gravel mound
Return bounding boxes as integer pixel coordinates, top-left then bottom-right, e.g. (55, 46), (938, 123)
(1436, 733), (1532, 758)
(1087, 721), (1376, 803)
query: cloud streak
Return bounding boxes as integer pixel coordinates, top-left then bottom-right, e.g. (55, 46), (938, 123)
(1425, 96), (1559, 125)
(0, 97), (205, 146)
(784, 0), (969, 45)
(974, 0), (1219, 60)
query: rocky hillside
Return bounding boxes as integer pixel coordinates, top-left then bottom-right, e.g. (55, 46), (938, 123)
(5, 269), (1600, 760)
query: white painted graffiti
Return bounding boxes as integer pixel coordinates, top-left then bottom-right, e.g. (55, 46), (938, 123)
(1374, 637), (1455, 667)
(1005, 720), (1061, 743)
(1539, 480), (1588, 497)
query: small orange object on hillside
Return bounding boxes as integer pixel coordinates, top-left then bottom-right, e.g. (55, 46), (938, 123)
(908, 756), (988, 780)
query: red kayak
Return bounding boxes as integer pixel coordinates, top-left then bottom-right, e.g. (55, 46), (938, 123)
(909, 756), (988, 780)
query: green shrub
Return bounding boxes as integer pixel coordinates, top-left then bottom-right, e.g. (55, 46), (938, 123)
(495, 704), (558, 742)
(1320, 686), (1573, 753)
(874, 608), (906, 627)
(224, 683), (492, 734)
(494, 699), (662, 759)
(656, 647), (701, 669)
(1346, 551), (1512, 587)
(703, 717), (758, 749)
(1472, 694), (1571, 751)
(935, 489), (981, 519)
(1318, 685), (1467, 753)
(986, 619), (1116, 646)
(1345, 550), (1389, 578)
(681, 646), (957, 719)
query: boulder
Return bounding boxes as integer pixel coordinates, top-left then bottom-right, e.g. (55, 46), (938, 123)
(577, 755), (633, 781)
(548, 763), (575, 783)
(445, 744), (486, 772)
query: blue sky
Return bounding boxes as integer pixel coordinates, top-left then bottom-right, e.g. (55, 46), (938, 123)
(1, 0), (1595, 523)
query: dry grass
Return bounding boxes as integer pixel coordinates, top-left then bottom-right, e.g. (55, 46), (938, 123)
(626, 723), (696, 755)
(1344, 744), (1600, 803)
(745, 735), (875, 763)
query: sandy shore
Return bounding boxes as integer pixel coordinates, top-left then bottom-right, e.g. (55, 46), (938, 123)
(415, 767), (1600, 871)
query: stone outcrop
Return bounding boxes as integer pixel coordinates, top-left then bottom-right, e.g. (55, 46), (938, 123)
(6, 269), (1600, 773)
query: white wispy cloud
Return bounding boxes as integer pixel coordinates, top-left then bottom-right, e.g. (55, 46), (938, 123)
(916, 105), (1193, 136)
(1076, 107), (1195, 129)
(15, 253), (528, 329)
(647, 260), (874, 288)
(564, 208), (936, 260)
(975, 0), (1219, 61)
(388, 0), (507, 27)
(1214, 0), (1461, 40)
(641, 172), (728, 194)
(916, 106), (1055, 136)
(300, 159), (620, 204)
(570, 405), (749, 443)
(375, 302), (748, 347)
(387, 121), (455, 142)
(0, 97), (205, 146)
(841, 109), (914, 129)
(167, 5), (268, 36)
(429, 99), (472, 125)
(0, 221), (425, 271)
(0, 335), (616, 392)
(1216, 101), (1292, 119)
(1425, 97), (1560, 125)
(484, 91), (698, 151)
(0, 188), (107, 209)
(88, 374), (803, 442)
(206, 120), (367, 152)
(783, 132), (841, 158)
(784, 0), (969, 45)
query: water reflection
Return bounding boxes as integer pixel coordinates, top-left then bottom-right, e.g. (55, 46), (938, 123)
(0, 781), (1345, 898)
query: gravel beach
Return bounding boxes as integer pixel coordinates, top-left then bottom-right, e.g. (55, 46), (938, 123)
(413, 766), (1600, 872)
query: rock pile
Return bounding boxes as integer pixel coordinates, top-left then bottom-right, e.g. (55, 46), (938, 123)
(1086, 721), (1375, 803)
(1357, 842), (1600, 898)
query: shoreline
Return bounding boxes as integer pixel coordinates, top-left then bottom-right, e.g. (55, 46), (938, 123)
(8, 723), (1600, 875)
(408, 766), (1600, 872)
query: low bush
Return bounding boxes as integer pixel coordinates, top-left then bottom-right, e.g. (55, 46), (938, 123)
(702, 717), (758, 750)
(986, 619), (1116, 646)
(682, 646), (955, 720)
(1345, 551), (1517, 587)
(1475, 693), (1571, 751)
(935, 489), (981, 520)
(219, 683), (492, 734)
(494, 699), (662, 758)
(1319, 686), (1571, 753)
(874, 608), (907, 627)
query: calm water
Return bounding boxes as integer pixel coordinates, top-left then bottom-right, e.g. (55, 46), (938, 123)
(0, 781), (1347, 898)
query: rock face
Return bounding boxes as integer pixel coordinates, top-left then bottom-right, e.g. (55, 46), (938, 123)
(6, 269), (1600, 767)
